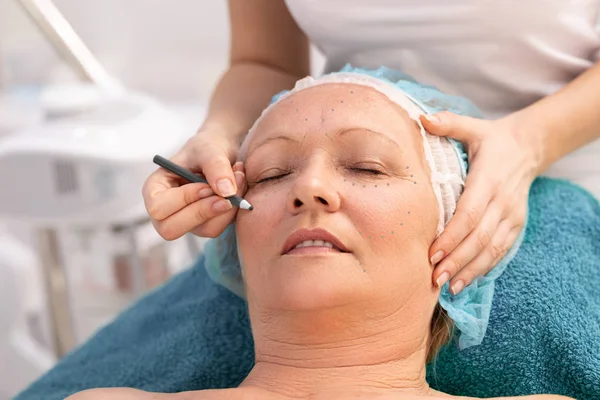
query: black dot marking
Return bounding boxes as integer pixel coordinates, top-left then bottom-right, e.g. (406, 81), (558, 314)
(340, 100), (344, 103)
(413, 181), (417, 184)
(352, 183), (355, 186)
(380, 236), (384, 239)
(362, 185), (366, 188)
(331, 108), (335, 112)
(350, 90), (354, 94)
(406, 166), (410, 170)
(410, 174), (414, 178)
(304, 118), (308, 121)
(391, 231), (395, 235)
(368, 236), (372, 239)
(387, 183), (390, 186)
(374, 185), (377, 188)
(296, 108), (299, 112)
(408, 211), (411, 215)
(400, 222), (404, 226)
(321, 118), (325, 122)
(344, 179), (347, 182)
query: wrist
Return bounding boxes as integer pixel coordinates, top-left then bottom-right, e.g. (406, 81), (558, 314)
(500, 110), (550, 175)
(197, 117), (245, 145)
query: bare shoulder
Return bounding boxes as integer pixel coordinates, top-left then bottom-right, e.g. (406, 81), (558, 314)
(65, 387), (288, 400)
(66, 388), (178, 400)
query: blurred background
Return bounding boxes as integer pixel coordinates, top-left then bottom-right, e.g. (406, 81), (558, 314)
(0, 1), (324, 398)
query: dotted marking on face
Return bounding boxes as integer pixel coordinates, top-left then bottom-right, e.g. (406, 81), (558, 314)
(391, 230), (395, 235)
(304, 118), (308, 122)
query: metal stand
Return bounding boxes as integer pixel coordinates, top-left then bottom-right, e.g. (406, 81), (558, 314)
(36, 228), (75, 358)
(126, 224), (146, 297)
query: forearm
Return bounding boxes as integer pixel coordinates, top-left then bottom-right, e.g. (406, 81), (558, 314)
(508, 61), (600, 173)
(201, 62), (303, 144)
(199, 0), (309, 148)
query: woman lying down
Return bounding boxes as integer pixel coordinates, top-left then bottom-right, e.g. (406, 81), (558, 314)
(70, 68), (571, 400)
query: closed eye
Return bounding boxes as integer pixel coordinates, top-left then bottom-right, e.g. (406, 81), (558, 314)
(351, 167), (384, 176)
(256, 172), (291, 183)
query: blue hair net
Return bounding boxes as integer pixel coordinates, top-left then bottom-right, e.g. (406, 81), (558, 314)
(204, 65), (526, 350)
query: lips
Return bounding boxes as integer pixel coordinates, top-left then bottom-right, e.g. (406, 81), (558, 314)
(282, 228), (351, 255)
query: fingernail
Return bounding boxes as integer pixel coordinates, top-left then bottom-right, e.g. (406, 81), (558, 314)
(217, 179), (235, 197)
(450, 280), (465, 295)
(430, 250), (445, 265)
(436, 272), (450, 288)
(425, 114), (441, 124)
(198, 188), (214, 198)
(212, 199), (232, 213)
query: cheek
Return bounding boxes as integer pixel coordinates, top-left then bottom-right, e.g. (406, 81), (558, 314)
(236, 185), (288, 260)
(347, 181), (438, 255)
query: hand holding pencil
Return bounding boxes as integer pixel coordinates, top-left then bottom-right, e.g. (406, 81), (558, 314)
(142, 136), (249, 241)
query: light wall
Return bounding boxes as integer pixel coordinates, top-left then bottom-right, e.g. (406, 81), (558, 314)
(1, 0), (231, 100)
(0, 0), (325, 101)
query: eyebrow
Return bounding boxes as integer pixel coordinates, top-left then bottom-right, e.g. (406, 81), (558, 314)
(246, 127), (402, 158)
(338, 128), (402, 151)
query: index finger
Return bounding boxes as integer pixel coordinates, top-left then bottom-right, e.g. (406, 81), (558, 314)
(143, 167), (211, 221)
(429, 173), (494, 265)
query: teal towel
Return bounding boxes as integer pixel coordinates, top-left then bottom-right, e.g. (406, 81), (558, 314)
(15, 178), (600, 400)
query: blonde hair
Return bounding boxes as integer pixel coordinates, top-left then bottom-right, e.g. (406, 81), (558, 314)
(427, 303), (454, 363)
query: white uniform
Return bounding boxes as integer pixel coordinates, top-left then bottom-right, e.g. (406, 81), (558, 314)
(285, 0), (600, 198)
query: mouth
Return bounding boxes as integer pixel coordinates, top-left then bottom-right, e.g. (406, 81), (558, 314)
(282, 228), (351, 255)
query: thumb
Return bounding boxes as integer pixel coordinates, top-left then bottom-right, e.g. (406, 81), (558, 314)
(420, 112), (486, 143)
(200, 152), (237, 198)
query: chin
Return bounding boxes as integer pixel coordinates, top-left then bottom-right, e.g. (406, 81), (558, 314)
(258, 255), (370, 311)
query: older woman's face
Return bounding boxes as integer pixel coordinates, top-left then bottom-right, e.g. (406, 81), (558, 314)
(236, 84), (439, 312)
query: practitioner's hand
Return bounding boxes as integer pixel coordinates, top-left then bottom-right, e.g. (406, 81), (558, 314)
(420, 112), (540, 294)
(143, 129), (247, 240)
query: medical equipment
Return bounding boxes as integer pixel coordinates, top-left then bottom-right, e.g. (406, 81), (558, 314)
(0, 231), (56, 398)
(0, 0), (198, 375)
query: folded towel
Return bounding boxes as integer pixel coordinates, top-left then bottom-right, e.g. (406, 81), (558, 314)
(427, 177), (600, 398)
(15, 177), (600, 400)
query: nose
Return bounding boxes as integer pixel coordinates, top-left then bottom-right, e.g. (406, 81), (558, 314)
(287, 166), (341, 214)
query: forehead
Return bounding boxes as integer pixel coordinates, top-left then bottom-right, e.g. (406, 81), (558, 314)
(241, 83), (419, 157)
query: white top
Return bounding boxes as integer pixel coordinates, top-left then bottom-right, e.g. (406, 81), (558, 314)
(285, 0), (600, 198)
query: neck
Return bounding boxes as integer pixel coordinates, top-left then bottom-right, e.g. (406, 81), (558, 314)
(242, 300), (439, 399)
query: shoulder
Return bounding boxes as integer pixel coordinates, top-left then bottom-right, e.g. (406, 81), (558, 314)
(66, 387), (289, 400)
